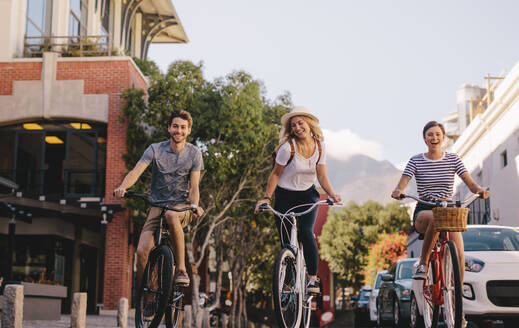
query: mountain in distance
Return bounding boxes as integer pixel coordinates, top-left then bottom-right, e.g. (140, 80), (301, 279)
(324, 154), (416, 205)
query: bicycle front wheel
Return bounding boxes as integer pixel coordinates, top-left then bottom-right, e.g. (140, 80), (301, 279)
(135, 245), (173, 328)
(422, 260), (439, 328)
(300, 266), (313, 328)
(442, 241), (462, 328)
(273, 247), (302, 328)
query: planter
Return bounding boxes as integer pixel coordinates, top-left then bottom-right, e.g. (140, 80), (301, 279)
(21, 282), (67, 320)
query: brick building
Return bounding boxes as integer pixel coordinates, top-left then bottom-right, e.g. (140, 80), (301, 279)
(0, 0), (187, 313)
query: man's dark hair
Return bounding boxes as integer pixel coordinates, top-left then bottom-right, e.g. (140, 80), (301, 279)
(422, 121), (445, 138)
(169, 109), (193, 128)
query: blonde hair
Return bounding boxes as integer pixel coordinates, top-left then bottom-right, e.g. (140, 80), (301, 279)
(279, 115), (324, 146)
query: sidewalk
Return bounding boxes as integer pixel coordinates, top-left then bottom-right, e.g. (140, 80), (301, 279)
(23, 313), (136, 328)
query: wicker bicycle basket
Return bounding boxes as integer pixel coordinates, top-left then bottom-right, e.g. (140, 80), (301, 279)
(432, 207), (469, 232)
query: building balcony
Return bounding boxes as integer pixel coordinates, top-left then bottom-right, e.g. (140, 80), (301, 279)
(24, 35), (112, 58)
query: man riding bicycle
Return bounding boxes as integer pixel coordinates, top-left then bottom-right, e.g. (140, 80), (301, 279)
(114, 109), (204, 292)
(391, 121), (489, 327)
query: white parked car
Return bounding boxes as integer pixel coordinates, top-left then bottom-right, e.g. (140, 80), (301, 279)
(368, 270), (388, 323)
(410, 225), (519, 328)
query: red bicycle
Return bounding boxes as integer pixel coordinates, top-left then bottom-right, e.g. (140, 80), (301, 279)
(402, 192), (482, 328)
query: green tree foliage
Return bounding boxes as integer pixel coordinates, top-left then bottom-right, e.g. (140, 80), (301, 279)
(363, 232), (408, 287)
(319, 201), (411, 289)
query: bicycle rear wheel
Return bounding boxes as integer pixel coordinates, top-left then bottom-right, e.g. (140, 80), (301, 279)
(442, 241), (462, 328)
(422, 260), (440, 328)
(165, 285), (184, 328)
(135, 245), (173, 328)
(273, 247), (302, 328)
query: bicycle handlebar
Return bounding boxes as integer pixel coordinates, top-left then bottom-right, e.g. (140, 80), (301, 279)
(258, 198), (341, 218)
(399, 191), (486, 208)
(121, 190), (198, 213)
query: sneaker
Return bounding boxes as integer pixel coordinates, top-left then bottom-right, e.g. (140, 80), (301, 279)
(413, 263), (427, 280)
(306, 278), (320, 295)
(175, 270), (190, 286)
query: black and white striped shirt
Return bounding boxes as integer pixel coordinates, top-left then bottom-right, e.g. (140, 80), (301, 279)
(402, 152), (467, 200)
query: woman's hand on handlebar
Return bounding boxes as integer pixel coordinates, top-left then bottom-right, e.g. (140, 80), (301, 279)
(254, 199), (270, 214)
(391, 189), (403, 200)
(476, 187), (490, 199)
(330, 193), (342, 203)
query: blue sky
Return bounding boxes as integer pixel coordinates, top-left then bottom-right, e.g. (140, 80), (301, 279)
(149, 0), (519, 167)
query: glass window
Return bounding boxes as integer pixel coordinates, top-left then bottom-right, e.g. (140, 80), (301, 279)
(26, 0), (52, 39)
(68, 132), (96, 194)
(43, 131), (67, 196)
(396, 261), (415, 280)
(374, 273), (384, 289)
(463, 228), (519, 251)
(1, 122), (106, 198)
(0, 133), (15, 179)
(16, 133), (44, 196)
(69, 0), (87, 36)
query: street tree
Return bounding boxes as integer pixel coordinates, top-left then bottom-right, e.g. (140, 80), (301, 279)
(319, 201), (411, 289)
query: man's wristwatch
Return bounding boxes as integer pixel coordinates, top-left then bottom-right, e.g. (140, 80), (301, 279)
(263, 195), (272, 202)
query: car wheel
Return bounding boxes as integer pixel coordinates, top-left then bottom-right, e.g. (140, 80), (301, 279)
(377, 303), (385, 327)
(393, 299), (400, 328)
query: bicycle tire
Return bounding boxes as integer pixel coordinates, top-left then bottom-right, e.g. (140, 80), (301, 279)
(300, 266), (312, 328)
(273, 247), (302, 328)
(442, 241), (462, 328)
(135, 245), (174, 328)
(422, 260), (439, 328)
(165, 285), (184, 328)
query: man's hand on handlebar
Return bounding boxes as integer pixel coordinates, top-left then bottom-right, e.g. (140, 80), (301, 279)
(113, 186), (126, 198)
(192, 205), (204, 218)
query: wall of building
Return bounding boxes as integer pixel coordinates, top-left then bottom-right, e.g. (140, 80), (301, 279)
(452, 59), (519, 227)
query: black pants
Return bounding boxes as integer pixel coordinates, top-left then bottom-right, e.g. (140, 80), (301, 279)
(273, 185), (320, 276)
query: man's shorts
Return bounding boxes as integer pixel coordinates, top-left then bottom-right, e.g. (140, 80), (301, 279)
(142, 204), (195, 233)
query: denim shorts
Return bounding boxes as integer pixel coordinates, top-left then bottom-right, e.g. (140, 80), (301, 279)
(412, 203), (435, 240)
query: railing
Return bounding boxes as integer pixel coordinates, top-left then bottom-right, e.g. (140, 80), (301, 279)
(24, 35), (112, 57)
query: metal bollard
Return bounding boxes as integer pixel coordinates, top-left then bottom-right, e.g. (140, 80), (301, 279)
(117, 297), (128, 328)
(70, 292), (87, 328)
(1, 284), (24, 328)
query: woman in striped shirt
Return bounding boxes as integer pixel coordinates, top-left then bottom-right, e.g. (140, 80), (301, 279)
(391, 121), (488, 284)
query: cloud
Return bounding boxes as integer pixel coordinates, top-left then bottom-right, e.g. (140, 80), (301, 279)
(322, 128), (383, 161)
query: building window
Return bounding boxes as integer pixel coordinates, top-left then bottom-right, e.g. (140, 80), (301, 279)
(101, 0), (110, 35)
(500, 150), (508, 168)
(467, 196), (491, 225)
(69, 0), (87, 37)
(26, 0), (53, 38)
(0, 121), (106, 199)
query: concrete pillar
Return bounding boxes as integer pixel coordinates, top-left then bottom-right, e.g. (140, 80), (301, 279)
(70, 292), (87, 328)
(1, 284), (24, 328)
(117, 297), (128, 328)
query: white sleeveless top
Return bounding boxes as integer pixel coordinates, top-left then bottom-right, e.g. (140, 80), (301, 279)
(275, 140), (326, 191)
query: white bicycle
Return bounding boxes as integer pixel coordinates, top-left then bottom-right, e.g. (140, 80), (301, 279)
(259, 199), (338, 328)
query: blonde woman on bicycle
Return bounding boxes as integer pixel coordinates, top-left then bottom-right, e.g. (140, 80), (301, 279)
(255, 106), (341, 294)
(391, 121), (489, 326)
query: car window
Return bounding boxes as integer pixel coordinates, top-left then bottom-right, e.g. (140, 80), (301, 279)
(374, 274), (383, 289)
(463, 228), (519, 251)
(358, 290), (371, 300)
(396, 261), (415, 280)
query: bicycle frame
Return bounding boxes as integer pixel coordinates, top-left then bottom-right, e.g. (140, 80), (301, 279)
(428, 231), (450, 306)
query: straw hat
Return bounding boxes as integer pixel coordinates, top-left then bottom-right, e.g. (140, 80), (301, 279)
(280, 106), (319, 126)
